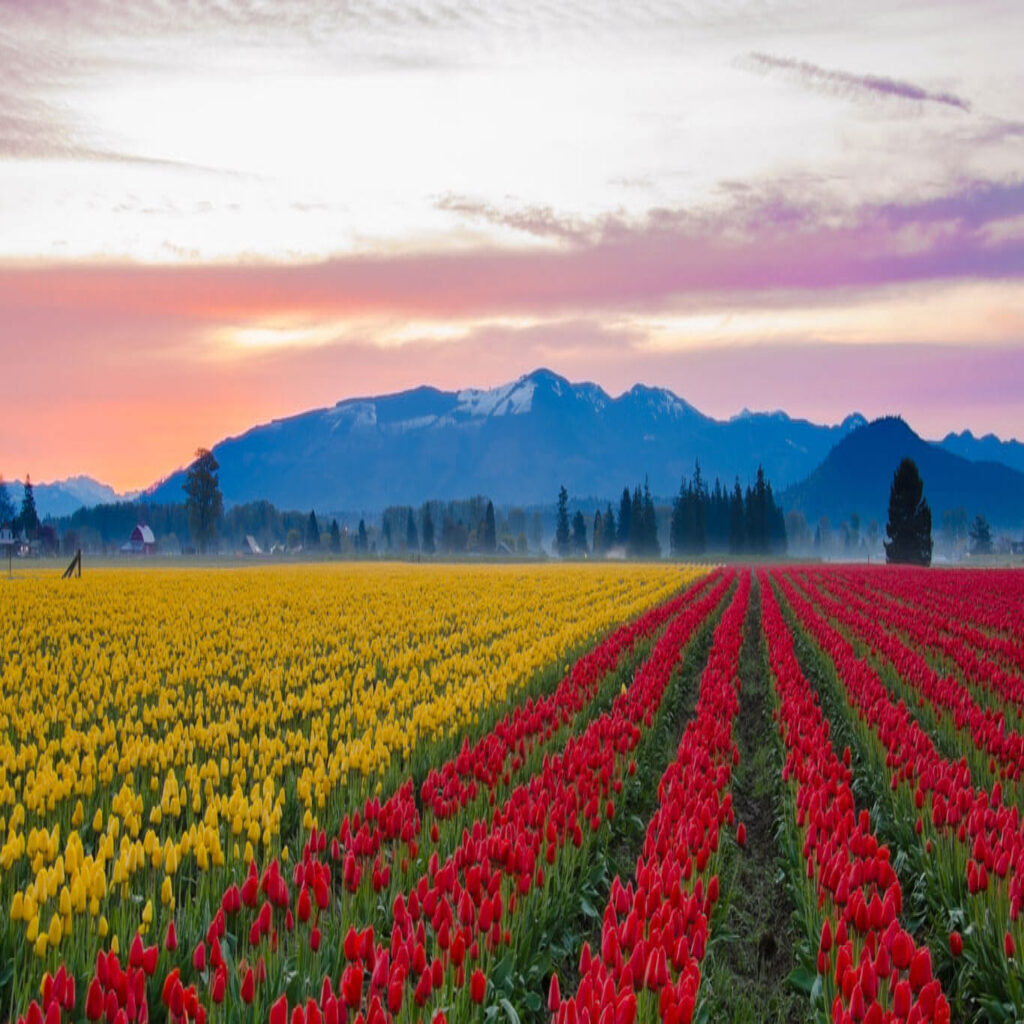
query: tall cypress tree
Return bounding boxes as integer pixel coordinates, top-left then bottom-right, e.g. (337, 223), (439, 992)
(20, 477), (40, 538)
(306, 510), (320, 549)
(670, 475), (690, 555)
(555, 485), (571, 556)
(642, 478), (659, 557)
(604, 504), (616, 551)
(728, 479), (745, 553)
(571, 510), (587, 554)
(592, 509), (604, 554)
(482, 500), (497, 552)
(884, 458), (932, 566)
(629, 486), (643, 556)
(691, 460), (707, 554)
(617, 487), (632, 548)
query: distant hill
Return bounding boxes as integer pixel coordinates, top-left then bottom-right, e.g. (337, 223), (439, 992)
(939, 430), (1024, 475)
(780, 417), (1024, 529)
(146, 368), (870, 512)
(11, 476), (124, 519)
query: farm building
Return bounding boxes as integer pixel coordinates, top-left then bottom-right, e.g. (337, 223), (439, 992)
(120, 524), (156, 556)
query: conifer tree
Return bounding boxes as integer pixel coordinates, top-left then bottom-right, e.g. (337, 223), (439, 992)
(884, 458), (932, 566)
(617, 487), (632, 548)
(571, 510), (587, 554)
(555, 485), (571, 556)
(406, 509), (419, 552)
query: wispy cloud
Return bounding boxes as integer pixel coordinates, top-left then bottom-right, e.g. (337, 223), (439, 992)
(436, 194), (596, 245)
(4, 178), (1023, 323)
(743, 51), (972, 112)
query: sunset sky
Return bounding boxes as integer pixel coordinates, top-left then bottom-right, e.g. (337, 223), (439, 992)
(2, 0), (1023, 491)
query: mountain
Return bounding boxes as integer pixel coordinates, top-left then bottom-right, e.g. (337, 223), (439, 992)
(939, 430), (1024, 475)
(146, 369), (870, 512)
(11, 476), (124, 519)
(780, 417), (1024, 529)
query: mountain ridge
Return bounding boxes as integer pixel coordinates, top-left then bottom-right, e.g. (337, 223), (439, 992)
(780, 416), (1024, 529)
(142, 369), (1023, 516)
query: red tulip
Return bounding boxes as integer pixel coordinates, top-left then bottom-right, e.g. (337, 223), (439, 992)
(85, 980), (103, 1022)
(548, 972), (561, 1012)
(469, 969), (486, 1004)
(909, 947), (932, 993)
(165, 922), (178, 952)
(949, 931), (963, 957)
(241, 968), (255, 1005)
(269, 995), (288, 1024)
(1006, 931), (1016, 958)
(210, 969), (226, 1006)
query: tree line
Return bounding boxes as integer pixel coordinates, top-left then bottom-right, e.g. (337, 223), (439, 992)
(554, 463), (787, 558)
(8, 448), (789, 560)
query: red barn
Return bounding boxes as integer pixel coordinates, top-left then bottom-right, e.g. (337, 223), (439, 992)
(120, 524), (156, 556)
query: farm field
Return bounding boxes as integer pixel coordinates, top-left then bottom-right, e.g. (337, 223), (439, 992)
(2, 563), (1024, 1024)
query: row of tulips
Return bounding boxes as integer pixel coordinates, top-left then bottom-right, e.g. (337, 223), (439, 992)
(791, 569), (1024, 782)
(418, 573), (721, 822)
(874, 567), (1024, 646)
(315, 572), (721, 901)
(11, 573), (722, 1024)
(553, 571), (751, 1024)
(312, 571), (734, 1024)
(772, 570), (1024, 1017)
(830, 567), (1024, 717)
(760, 573), (951, 1023)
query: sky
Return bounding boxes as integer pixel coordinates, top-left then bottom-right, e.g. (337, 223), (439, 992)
(1, 0), (1023, 492)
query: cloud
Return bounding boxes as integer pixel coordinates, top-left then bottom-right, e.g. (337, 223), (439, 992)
(436, 194), (596, 245)
(743, 51), (972, 112)
(6, 176), (1022, 328)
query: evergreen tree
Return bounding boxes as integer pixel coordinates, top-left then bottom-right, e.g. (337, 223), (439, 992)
(728, 479), (745, 553)
(969, 514), (993, 555)
(183, 449), (223, 554)
(482, 500), (497, 552)
(0, 476), (15, 528)
(357, 518), (368, 553)
(329, 519), (341, 552)
(629, 486), (643, 556)
(691, 461), (706, 554)
(708, 478), (727, 549)
(555, 485), (571, 556)
(642, 478), (659, 557)
(382, 517), (392, 550)
(884, 458), (932, 566)
(604, 504), (616, 552)
(745, 465), (770, 552)
(422, 504), (435, 554)
(306, 510), (320, 549)
(406, 509), (419, 552)
(670, 475), (690, 555)
(592, 509), (603, 554)
(19, 476), (39, 538)
(617, 488), (632, 549)
(571, 510), (587, 554)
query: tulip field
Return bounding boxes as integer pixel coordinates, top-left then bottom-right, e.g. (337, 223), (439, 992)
(3, 564), (1024, 1024)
